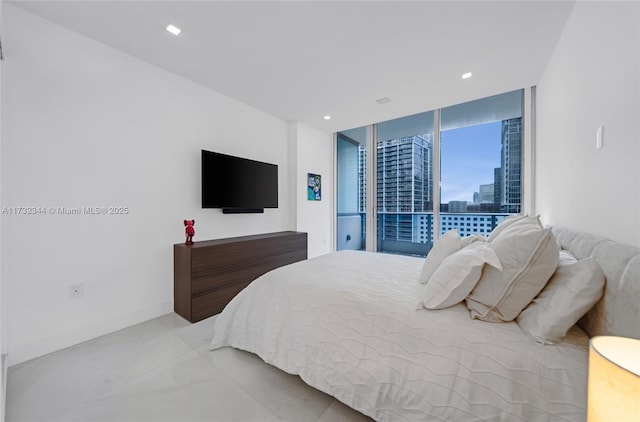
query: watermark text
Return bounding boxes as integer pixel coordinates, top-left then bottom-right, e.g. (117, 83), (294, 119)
(1, 206), (130, 215)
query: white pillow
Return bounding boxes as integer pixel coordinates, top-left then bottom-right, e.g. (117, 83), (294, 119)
(418, 229), (461, 284)
(487, 214), (528, 242)
(465, 216), (559, 322)
(517, 252), (605, 344)
(461, 234), (486, 248)
(423, 242), (502, 310)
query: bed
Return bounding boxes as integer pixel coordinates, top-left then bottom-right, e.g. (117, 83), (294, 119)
(209, 225), (640, 421)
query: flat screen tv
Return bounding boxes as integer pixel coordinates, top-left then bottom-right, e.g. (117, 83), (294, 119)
(201, 150), (278, 213)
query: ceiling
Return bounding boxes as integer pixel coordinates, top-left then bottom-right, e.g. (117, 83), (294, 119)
(9, 0), (575, 133)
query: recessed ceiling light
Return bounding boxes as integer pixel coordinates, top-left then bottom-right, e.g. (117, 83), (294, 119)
(462, 72), (473, 79)
(376, 97), (391, 105)
(323, 115), (331, 120)
(166, 24), (182, 36)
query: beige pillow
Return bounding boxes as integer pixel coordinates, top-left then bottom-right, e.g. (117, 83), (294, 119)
(423, 243), (502, 310)
(418, 229), (461, 284)
(517, 252), (605, 344)
(465, 217), (559, 322)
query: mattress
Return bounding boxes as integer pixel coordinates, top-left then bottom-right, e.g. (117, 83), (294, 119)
(210, 250), (589, 421)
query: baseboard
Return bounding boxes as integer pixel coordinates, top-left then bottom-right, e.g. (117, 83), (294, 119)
(7, 301), (173, 367)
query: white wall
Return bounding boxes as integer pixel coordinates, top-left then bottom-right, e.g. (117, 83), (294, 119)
(2, 5), (293, 365)
(289, 122), (333, 258)
(536, 1), (640, 248)
(0, 0), (5, 416)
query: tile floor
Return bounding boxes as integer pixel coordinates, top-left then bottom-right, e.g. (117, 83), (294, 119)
(6, 313), (373, 422)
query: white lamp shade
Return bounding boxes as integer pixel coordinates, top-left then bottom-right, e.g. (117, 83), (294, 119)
(588, 336), (640, 421)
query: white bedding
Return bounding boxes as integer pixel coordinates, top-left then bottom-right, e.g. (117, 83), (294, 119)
(210, 251), (589, 421)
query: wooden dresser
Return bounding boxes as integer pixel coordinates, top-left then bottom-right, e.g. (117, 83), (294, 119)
(174, 231), (308, 322)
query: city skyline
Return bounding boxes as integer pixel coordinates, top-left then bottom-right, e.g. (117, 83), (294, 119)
(337, 116), (522, 253)
(350, 117), (522, 211)
(441, 120), (502, 204)
(370, 117), (522, 248)
(336, 89), (523, 254)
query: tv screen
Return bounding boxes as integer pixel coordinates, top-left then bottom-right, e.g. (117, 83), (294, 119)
(201, 150), (278, 212)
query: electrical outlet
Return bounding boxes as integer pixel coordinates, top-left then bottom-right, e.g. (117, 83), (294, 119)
(69, 283), (84, 299)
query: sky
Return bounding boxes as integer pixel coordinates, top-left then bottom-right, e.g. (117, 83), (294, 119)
(440, 121), (502, 203)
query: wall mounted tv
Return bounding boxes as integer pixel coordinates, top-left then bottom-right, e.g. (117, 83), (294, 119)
(201, 150), (278, 214)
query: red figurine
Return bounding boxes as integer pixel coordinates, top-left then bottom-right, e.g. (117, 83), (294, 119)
(184, 219), (195, 245)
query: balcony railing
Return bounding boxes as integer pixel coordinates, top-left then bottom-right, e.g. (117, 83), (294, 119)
(337, 212), (514, 257)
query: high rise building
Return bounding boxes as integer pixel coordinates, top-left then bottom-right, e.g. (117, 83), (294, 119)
(500, 118), (522, 213)
(440, 214), (507, 237)
(376, 135), (433, 213)
(479, 184), (494, 203)
(375, 135), (433, 242)
(494, 167), (502, 206)
(358, 145), (367, 213)
(358, 145), (367, 245)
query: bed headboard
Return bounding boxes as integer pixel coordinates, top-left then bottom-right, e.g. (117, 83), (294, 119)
(551, 226), (640, 339)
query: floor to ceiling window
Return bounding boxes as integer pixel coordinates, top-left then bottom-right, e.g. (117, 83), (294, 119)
(439, 90), (523, 238)
(376, 111), (434, 256)
(336, 89), (525, 256)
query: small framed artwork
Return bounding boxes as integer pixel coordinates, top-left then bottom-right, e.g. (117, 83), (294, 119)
(307, 173), (321, 201)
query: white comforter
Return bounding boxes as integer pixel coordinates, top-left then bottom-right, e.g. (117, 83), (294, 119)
(210, 251), (589, 421)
